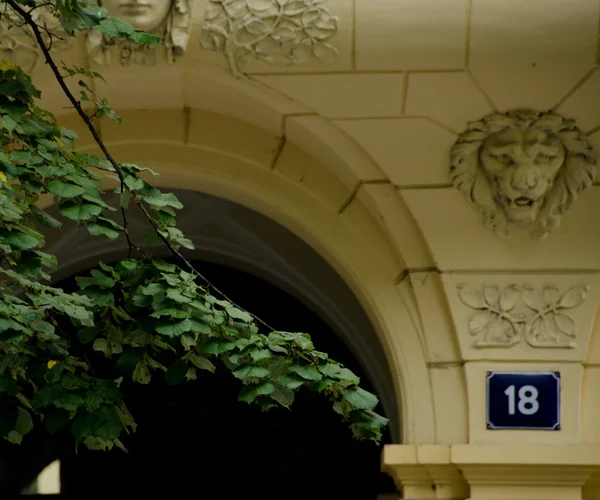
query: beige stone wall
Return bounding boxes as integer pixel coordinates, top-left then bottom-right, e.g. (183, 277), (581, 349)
(19, 0), (600, 497)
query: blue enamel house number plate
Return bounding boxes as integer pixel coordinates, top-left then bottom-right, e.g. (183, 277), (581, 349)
(486, 371), (560, 430)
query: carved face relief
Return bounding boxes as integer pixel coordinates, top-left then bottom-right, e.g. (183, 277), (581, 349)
(480, 127), (566, 224)
(102, 0), (172, 32)
(450, 110), (598, 238)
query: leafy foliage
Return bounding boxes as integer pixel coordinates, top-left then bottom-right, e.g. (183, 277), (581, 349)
(0, 0), (388, 453)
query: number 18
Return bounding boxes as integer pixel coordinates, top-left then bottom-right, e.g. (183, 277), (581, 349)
(504, 385), (539, 415)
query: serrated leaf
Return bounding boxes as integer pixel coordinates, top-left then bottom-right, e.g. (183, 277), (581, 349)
(83, 286), (114, 307)
(165, 360), (188, 385)
(15, 252), (42, 278)
(31, 206), (62, 229)
(201, 340), (236, 354)
(269, 384), (294, 408)
(152, 259), (176, 272)
(87, 222), (120, 240)
(47, 180), (85, 198)
(150, 307), (190, 319)
(288, 364), (322, 381)
(133, 361), (151, 384)
(43, 408), (71, 435)
(59, 200), (103, 221)
(116, 347), (145, 372)
(233, 365), (270, 380)
(187, 353), (216, 373)
(0, 228), (42, 250)
(155, 318), (193, 337)
(239, 381), (275, 403)
(343, 387), (379, 410)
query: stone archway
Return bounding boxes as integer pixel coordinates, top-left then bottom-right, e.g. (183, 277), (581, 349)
(45, 189), (401, 438)
(0, 189), (405, 496)
(55, 260), (397, 498)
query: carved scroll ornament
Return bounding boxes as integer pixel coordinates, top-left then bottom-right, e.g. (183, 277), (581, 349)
(457, 283), (589, 349)
(202, 0), (339, 77)
(450, 110), (597, 239)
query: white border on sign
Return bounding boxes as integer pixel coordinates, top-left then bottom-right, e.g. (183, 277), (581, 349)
(486, 371), (561, 431)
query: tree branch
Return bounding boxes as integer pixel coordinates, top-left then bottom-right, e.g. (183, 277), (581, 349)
(6, 0), (275, 333)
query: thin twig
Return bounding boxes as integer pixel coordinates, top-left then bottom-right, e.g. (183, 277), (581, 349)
(7, 0), (275, 332)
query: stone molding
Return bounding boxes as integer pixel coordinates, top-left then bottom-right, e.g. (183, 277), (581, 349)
(450, 110), (597, 239)
(382, 445), (600, 500)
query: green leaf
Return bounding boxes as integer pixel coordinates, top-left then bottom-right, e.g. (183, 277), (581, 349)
(14, 407), (33, 437)
(72, 406), (123, 441)
(185, 367), (197, 381)
(116, 347), (145, 373)
(130, 30), (162, 45)
(54, 393), (85, 412)
(201, 340), (236, 355)
(155, 318), (192, 337)
(288, 364), (322, 381)
(165, 289), (192, 304)
(34, 250), (58, 270)
(1, 114), (17, 132)
(87, 221), (120, 240)
(142, 283), (167, 295)
(43, 408), (71, 435)
(277, 374), (305, 390)
(133, 361), (151, 384)
(0, 405), (18, 437)
(270, 384), (294, 408)
(225, 306), (253, 323)
(165, 360), (188, 385)
(31, 206), (62, 229)
(15, 252), (42, 278)
(187, 353), (216, 373)
(83, 286), (115, 307)
(232, 365), (270, 380)
(0, 375), (20, 395)
(90, 269), (115, 288)
(152, 259), (176, 272)
(47, 179), (85, 198)
(59, 200), (103, 221)
(319, 363), (360, 384)
(343, 387), (379, 410)
(250, 349), (273, 363)
(0, 228), (42, 250)
(238, 382), (275, 403)
(150, 307), (190, 319)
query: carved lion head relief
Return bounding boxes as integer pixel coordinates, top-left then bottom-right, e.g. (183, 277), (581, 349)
(450, 110), (598, 238)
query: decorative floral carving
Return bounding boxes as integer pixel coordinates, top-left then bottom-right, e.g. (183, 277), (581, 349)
(457, 283), (589, 348)
(87, 0), (192, 66)
(0, 5), (70, 73)
(450, 110), (597, 239)
(202, 0), (339, 77)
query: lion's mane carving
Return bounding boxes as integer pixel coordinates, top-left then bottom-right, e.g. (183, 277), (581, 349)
(450, 110), (597, 238)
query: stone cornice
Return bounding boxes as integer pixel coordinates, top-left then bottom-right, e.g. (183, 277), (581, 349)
(383, 445), (600, 500)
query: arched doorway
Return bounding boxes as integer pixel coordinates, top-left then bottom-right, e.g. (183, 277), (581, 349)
(0, 190), (401, 497)
(56, 261), (396, 498)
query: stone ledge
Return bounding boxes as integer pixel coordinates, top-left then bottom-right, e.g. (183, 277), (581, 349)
(382, 445), (600, 500)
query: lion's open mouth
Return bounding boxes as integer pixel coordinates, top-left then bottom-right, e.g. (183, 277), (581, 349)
(510, 197), (535, 208)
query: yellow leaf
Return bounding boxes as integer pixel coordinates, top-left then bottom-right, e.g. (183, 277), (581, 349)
(47, 360), (57, 369)
(54, 136), (64, 148)
(0, 59), (16, 72)
(0, 172), (6, 183)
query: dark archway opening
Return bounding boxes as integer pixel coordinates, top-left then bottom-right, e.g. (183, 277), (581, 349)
(0, 261), (397, 498)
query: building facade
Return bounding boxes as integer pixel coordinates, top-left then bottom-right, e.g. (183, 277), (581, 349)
(6, 0), (600, 497)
